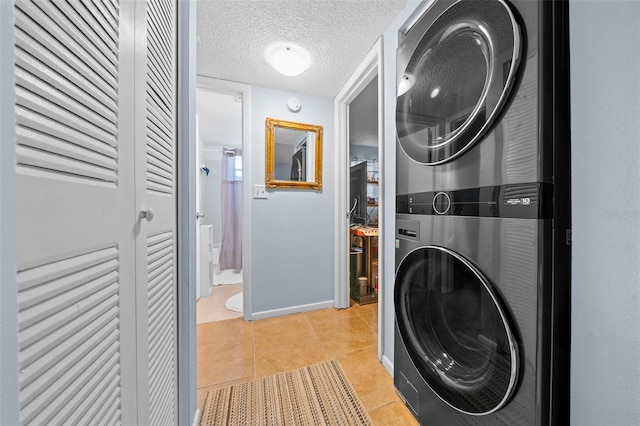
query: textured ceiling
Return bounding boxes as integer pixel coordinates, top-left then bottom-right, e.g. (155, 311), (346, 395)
(196, 0), (409, 98)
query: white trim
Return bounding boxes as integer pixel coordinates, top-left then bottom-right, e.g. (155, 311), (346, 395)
(252, 300), (334, 321)
(399, 0), (435, 36)
(375, 41), (386, 363)
(333, 39), (385, 361)
(333, 41), (381, 309)
(195, 76), (253, 321)
(382, 354), (394, 377)
(177, 1), (197, 424)
(191, 408), (202, 426)
(332, 103), (349, 309)
(0, 1), (19, 424)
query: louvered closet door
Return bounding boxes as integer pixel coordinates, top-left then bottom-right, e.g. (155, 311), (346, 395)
(15, 0), (138, 424)
(134, 1), (178, 424)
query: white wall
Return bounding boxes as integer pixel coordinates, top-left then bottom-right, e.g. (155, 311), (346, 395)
(198, 149), (224, 243)
(196, 89), (243, 246)
(250, 87), (334, 315)
(570, 2), (640, 424)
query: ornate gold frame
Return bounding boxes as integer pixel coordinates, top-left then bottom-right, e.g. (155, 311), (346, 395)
(265, 117), (323, 190)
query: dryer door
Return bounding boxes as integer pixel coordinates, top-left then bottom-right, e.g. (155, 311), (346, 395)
(395, 246), (519, 415)
(396, 0), (522, 165)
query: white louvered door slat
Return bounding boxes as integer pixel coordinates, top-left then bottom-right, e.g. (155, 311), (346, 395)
(15, 0), (137, 424)
(134, 1), (178, 425)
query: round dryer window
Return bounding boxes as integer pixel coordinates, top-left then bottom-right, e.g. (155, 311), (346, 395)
(396, 0), (522, 165)
(394, 246), (519, 415)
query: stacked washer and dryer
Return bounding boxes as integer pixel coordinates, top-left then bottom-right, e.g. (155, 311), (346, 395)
(394, 0), (570, 425)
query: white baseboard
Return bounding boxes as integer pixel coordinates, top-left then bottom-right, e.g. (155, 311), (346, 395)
(192, 408), (201, 426)
(382, 354), (394, 377)
(251, 300), (334, 320)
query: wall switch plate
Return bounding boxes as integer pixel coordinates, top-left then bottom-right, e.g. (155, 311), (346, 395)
(253, 185), (268, 199)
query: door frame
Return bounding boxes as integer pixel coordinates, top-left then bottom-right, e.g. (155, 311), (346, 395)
(0, 0), (19, 423)
(194, 76), (253, 321)
(176, 1), (197, 424)
(334, 38), (384, 359)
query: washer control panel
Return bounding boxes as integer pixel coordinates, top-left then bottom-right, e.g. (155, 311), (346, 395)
(396, 183), (552, 219)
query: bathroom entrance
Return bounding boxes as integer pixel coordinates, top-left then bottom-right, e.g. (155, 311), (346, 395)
(195, 84), (244, 323)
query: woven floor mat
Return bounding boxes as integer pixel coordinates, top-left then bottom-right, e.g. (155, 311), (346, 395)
(200, 360), (372, 426)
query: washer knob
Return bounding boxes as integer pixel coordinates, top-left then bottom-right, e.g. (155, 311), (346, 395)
(432, 192), (451, 215)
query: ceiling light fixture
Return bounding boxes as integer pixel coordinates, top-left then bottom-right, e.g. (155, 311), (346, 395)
(265, 42), (312, 77)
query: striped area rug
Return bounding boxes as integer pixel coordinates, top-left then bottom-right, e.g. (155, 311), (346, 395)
(200, 360), (372, 426)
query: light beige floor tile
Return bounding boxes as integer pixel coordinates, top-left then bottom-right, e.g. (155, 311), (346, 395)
(196, 294), (218, 324)
(311, 314), (377, 358)
(253, 339), (330, 379)
(197, 283), (243, 324)
(338, 346), (398, 412)
(304, 307), (360, 324)
(197, 317), (253, 347)
(197, 317), (253, 390)
(253, 312), (316, 345)
(197, 330), (253, 388)
(253, 312), (330, 378)
(214, 308), (243, 321)
(353, 302), (378, 332)
(368, 401), (420, 425)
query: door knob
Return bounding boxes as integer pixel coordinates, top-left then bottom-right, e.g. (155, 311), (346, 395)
(196, 212), (205, 219)
(139, 208), (154, 222)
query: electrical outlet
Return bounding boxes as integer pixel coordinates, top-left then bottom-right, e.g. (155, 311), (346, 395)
(253, 185), (267, 199)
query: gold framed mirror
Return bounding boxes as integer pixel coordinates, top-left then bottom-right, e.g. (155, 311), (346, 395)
(265, 118), (323, 190)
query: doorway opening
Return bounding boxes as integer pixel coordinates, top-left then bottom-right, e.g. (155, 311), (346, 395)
(195, 84), (244, 323)
(334, 39), (384, 360)
(349, 76), (379, 307)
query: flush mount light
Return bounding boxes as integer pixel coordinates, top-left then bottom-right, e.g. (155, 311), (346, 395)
(265, 42), (312, 76)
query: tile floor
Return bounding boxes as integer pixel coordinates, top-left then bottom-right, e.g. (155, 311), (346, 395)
(197, 283), (243, 324)
(197, 302), (419, 425)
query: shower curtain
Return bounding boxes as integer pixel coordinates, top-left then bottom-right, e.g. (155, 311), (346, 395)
(219, 148), (242, 270)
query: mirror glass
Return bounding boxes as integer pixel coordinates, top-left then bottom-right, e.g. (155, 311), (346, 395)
(266, 118), (323, 189)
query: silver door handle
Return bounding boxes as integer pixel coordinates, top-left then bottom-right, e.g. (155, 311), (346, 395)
(139, 208), (154, 222)
(196, 212), (205, 219)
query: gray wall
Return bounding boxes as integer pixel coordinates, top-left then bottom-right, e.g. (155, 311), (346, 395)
(570, 2), (640, 424)
(250, 87), (335, 314)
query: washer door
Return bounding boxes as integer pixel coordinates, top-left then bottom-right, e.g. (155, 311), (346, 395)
(395, 246), (519, 415)
(396, 0), (522, 165)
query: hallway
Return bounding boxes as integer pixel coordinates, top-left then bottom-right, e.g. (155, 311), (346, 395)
(196, 304), (418, 425)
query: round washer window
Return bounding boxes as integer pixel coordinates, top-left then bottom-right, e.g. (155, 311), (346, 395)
(395, 246), (519, 415)
(396, 0), (522, 164)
